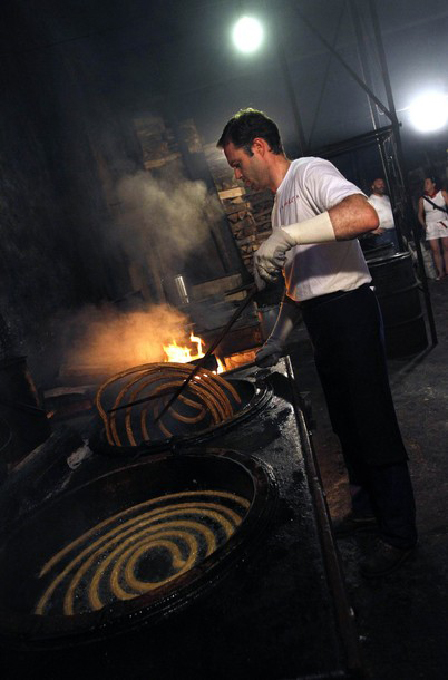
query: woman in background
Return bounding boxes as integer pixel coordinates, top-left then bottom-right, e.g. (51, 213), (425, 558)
(418, 176), (448, 280)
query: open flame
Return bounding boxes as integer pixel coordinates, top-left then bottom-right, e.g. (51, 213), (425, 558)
(163, 333), (225, 373)
(216, 358), (225, 373)
(163, 333), (204, 363)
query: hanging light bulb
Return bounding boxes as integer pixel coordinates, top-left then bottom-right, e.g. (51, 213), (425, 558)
(232, 16), (264, 54)
(409, 92), (448, 133)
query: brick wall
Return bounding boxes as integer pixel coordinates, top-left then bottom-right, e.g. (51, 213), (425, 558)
(203, 144), (274, 274)
(132, 116), (273, 279)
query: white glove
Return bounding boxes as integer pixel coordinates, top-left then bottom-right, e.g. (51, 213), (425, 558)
(255, 336), (285, 367)
(255, 295), (302, 367)
(254, 231), (296, 284)
(253, 265), (266, 292)
(255, 211), (335, 284)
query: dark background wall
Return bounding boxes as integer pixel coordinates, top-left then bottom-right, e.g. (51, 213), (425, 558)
(0, 2), (141, 377)
(1, 1), (246, 385)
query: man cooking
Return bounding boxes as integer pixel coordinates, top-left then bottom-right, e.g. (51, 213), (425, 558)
(217, 108), (417, 578)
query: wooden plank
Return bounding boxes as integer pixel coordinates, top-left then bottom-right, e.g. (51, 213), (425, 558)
(191, 273), (243, 301)
(218, 186), (245, 200)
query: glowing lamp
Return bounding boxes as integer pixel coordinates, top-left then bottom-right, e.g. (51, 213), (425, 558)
(232, 17), (264, 54)
(409, 93), (448, 132)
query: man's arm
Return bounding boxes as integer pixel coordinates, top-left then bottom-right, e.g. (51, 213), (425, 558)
(329, 194), (379, 240)
(255, 294), (302, 367)
(417, 197), (425, 229)
(254, 192), (379, 284)
(366, 195), (383, 235)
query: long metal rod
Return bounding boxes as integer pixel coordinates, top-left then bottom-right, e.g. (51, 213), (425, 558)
(0, 396), (46, 416)
(308, 1), (346, 149)
(349, 1), (389, 175)
(350, 0), (378, 132)
(285, 357), (363, 676)
(367, 0), (398, 124)
(276, 44), (307, 156)
(313, 124), (393, 157)
(349, 0), (403, 252)
(294, 3), (393, 121)
(109, 285), (257, 415)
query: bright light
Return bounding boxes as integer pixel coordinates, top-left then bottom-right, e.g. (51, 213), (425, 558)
(232, 17), (264, 54)
(409, 92), (448, 132)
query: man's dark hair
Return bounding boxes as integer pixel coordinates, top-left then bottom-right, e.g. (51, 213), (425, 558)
(427, 175), (438, 188)
(217, 108), (284, 156)
(370, 177), (385, 192)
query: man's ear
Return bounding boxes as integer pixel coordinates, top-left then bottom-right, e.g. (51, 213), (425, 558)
(252, 137), (270, 156)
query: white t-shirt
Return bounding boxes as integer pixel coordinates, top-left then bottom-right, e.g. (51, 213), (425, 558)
(272, 157), (371, 302)
(367, 194), (395, 230)
(422, 191), (448, 226)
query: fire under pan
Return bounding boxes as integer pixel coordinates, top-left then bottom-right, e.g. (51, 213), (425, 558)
(0, 450), (277, 647)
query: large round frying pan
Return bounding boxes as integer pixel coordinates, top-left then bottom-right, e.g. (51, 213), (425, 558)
(0, 449), (277, 649)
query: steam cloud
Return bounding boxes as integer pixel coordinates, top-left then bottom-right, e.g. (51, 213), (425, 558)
(62, 303), (191, 376)
(114, 169), (222, 270)
(55, 170), (224, 380)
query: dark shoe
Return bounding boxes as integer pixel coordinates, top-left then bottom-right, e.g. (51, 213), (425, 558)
(332, 513), (377, 538)
(360, 539), (417, 578)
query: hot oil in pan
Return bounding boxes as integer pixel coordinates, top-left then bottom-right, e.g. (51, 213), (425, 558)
(35, 490), (250, 616)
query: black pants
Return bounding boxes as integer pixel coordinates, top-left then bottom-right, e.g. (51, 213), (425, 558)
(301, 284), (417, 548)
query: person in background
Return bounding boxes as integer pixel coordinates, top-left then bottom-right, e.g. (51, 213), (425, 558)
(217, 108), (418, 578)
(368, 177), (399, 251)
(418, 176), (448, 280)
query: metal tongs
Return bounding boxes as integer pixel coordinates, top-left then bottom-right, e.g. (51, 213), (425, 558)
(108, 284), (257, 423)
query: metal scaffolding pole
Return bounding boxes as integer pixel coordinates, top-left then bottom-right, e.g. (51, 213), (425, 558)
(294, 0), (437, 349)
(368, 0), (438, 348)
(349, 1), (391, 188)
(276, 44), (308, 156)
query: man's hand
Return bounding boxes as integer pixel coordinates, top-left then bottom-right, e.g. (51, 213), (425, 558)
(255, 337), (285, 367)
(254, 230), (296, 284)
(255, 293), (301, 367)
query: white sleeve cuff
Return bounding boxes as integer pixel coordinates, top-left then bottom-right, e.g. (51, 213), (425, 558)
(281, 211), (335, 245)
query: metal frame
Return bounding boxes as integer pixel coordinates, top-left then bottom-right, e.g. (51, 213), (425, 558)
(285, 0), (437, 348)
(285, 356), (363, 679)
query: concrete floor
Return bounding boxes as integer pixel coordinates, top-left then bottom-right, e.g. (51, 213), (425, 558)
(296, 277), (448, 680)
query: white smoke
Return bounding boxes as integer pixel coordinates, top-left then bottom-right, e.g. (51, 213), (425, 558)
(59, 302), (191, 377)
(114, 169), (222, 269)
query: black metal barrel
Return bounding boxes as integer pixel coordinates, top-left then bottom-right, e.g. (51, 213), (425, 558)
(368, 252), (428, 358)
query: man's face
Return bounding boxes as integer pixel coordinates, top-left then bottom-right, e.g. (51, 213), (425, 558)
(425, 178), (436, 194)
(371, 178), (385, 195)
(223, 142), (269, 192)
